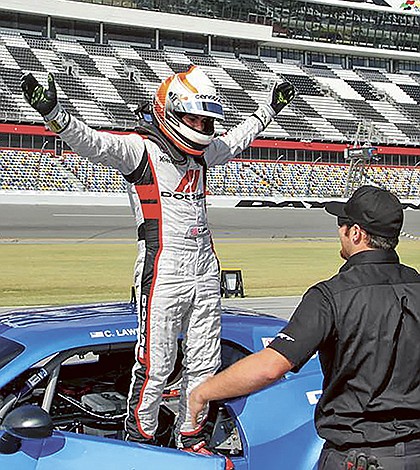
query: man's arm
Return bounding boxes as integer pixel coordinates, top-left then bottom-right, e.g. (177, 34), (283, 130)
(21, 73), (145, 175)
(189, 348), (293, 428)
(204, 81), (295, 167)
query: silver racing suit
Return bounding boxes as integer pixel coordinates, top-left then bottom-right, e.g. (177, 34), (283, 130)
(55, 103), (276, 444)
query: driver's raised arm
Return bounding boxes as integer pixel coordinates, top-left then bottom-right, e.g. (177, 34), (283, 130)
(204, 81), (295, 167)
(21, 72), (146, 176)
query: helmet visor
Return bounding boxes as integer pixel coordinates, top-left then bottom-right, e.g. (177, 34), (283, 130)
(175, 98), (224, 120)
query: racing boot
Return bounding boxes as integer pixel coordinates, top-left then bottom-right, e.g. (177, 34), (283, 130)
(182, 440), (234, 470)
(180, 402), (234, 468)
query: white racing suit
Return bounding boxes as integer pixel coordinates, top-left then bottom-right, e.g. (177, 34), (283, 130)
(55, 104), (275, 444)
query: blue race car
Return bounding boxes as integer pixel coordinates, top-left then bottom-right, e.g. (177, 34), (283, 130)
(0, 302), (324, 469)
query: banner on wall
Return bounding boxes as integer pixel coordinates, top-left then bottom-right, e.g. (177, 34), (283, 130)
(233, 199), (420, 210)
(333, 0), (420, 12)
(1, 191), (419, 210)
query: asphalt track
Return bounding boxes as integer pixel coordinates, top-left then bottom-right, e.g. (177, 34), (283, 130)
(0, 204), (338, 240)
(2, 203), (420, 241)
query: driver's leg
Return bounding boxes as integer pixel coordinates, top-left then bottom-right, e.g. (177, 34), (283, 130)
(125, 275), (188, 443)
(176, 269), (222, 446)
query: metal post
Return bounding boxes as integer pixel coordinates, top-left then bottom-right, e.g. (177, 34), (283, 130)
(99, 22), (104, 44)
(406, 161), (420, 199)
(46, 16), (52, 38)
(155, 29), (160, 49)
(306, 156), (322, 196)
(36, 140), (49, 191)
(274, 155), (284, 196)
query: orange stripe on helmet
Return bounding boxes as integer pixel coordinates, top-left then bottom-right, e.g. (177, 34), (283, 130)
(153, 74), (175, 122)
(177, 66), (199, 94)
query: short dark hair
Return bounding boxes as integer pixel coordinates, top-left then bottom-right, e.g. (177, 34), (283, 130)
(342, 223), (399, 250)
(366, 232), (399, 250)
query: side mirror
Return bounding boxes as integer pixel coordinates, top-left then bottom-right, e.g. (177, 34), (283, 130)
(0, 405), (53, 455)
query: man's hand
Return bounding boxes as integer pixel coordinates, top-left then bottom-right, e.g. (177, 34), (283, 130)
(270, 81), (295, 114)
(189, 385), (208, 429)
(21, 73), (69, 133)
(21, 73), (58, 117)
(344, 451), (384, 470)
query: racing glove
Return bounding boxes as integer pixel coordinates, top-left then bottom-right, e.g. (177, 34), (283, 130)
(21, 73), (70, 133)
(344, 451), (384, 470)
(253, 81), (296, 128)
(269, 81), (296, 114)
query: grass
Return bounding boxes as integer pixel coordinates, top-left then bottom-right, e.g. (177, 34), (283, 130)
(217, 239), (343, 297)
(0, 243), (136, 307)
(1, 239), (420, 307)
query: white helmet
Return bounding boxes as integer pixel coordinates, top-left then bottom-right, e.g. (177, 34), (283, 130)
(152, 66), (224, 156)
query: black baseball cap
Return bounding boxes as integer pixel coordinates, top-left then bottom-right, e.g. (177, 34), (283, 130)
(325, 185), (403, 238)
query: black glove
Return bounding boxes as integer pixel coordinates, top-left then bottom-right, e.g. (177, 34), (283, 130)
(21, 73), (69, 133)
(270, 81), (295, 114)
(21, 73), (58, 117)
(344, 451), (384, 470)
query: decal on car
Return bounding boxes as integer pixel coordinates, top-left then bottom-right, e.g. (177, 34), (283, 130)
(306, 389), (323, 405)
(261, 337), (274, 347)
(89, 327), (138, 339)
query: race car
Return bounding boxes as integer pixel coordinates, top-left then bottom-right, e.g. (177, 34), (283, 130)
(0, 301), (324, 469)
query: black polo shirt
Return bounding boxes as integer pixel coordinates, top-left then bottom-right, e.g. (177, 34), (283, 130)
(269, 249), (420, 447)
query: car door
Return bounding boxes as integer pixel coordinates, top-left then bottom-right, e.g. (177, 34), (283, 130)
(0, 429), (226, 470)
(25, 431), (225, 470)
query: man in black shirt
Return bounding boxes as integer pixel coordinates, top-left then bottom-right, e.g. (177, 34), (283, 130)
(189, 185), (420, 469)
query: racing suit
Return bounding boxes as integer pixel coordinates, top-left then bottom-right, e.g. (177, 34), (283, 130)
(53, 104), (276, 444)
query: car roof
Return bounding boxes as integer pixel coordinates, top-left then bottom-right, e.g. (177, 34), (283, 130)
(0, 302), (136, 333)
(0, 302), (286, 387)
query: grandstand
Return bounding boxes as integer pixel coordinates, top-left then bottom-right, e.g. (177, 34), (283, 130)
(0, 0), (419, 199)
(2, 149), (417, 198)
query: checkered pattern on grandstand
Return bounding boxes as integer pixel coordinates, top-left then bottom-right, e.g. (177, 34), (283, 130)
(1, 150), (418, 199)
(1, 29), (420, 145)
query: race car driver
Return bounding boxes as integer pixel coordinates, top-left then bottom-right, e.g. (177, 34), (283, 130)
(21, 66), (295, 457)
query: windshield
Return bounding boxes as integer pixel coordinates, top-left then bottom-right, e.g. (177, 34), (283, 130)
(0, 337), (25, 371)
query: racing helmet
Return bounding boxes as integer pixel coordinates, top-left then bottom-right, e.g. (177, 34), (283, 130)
(152, 66), (224, 156)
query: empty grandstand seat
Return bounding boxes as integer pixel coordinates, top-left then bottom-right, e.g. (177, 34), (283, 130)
(0, 27), (420, 146)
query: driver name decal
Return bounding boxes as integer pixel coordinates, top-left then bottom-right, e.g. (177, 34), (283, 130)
(89, 327), (137, 339)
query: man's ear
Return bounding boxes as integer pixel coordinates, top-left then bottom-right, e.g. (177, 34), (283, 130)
(351, 224), (368, 244)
